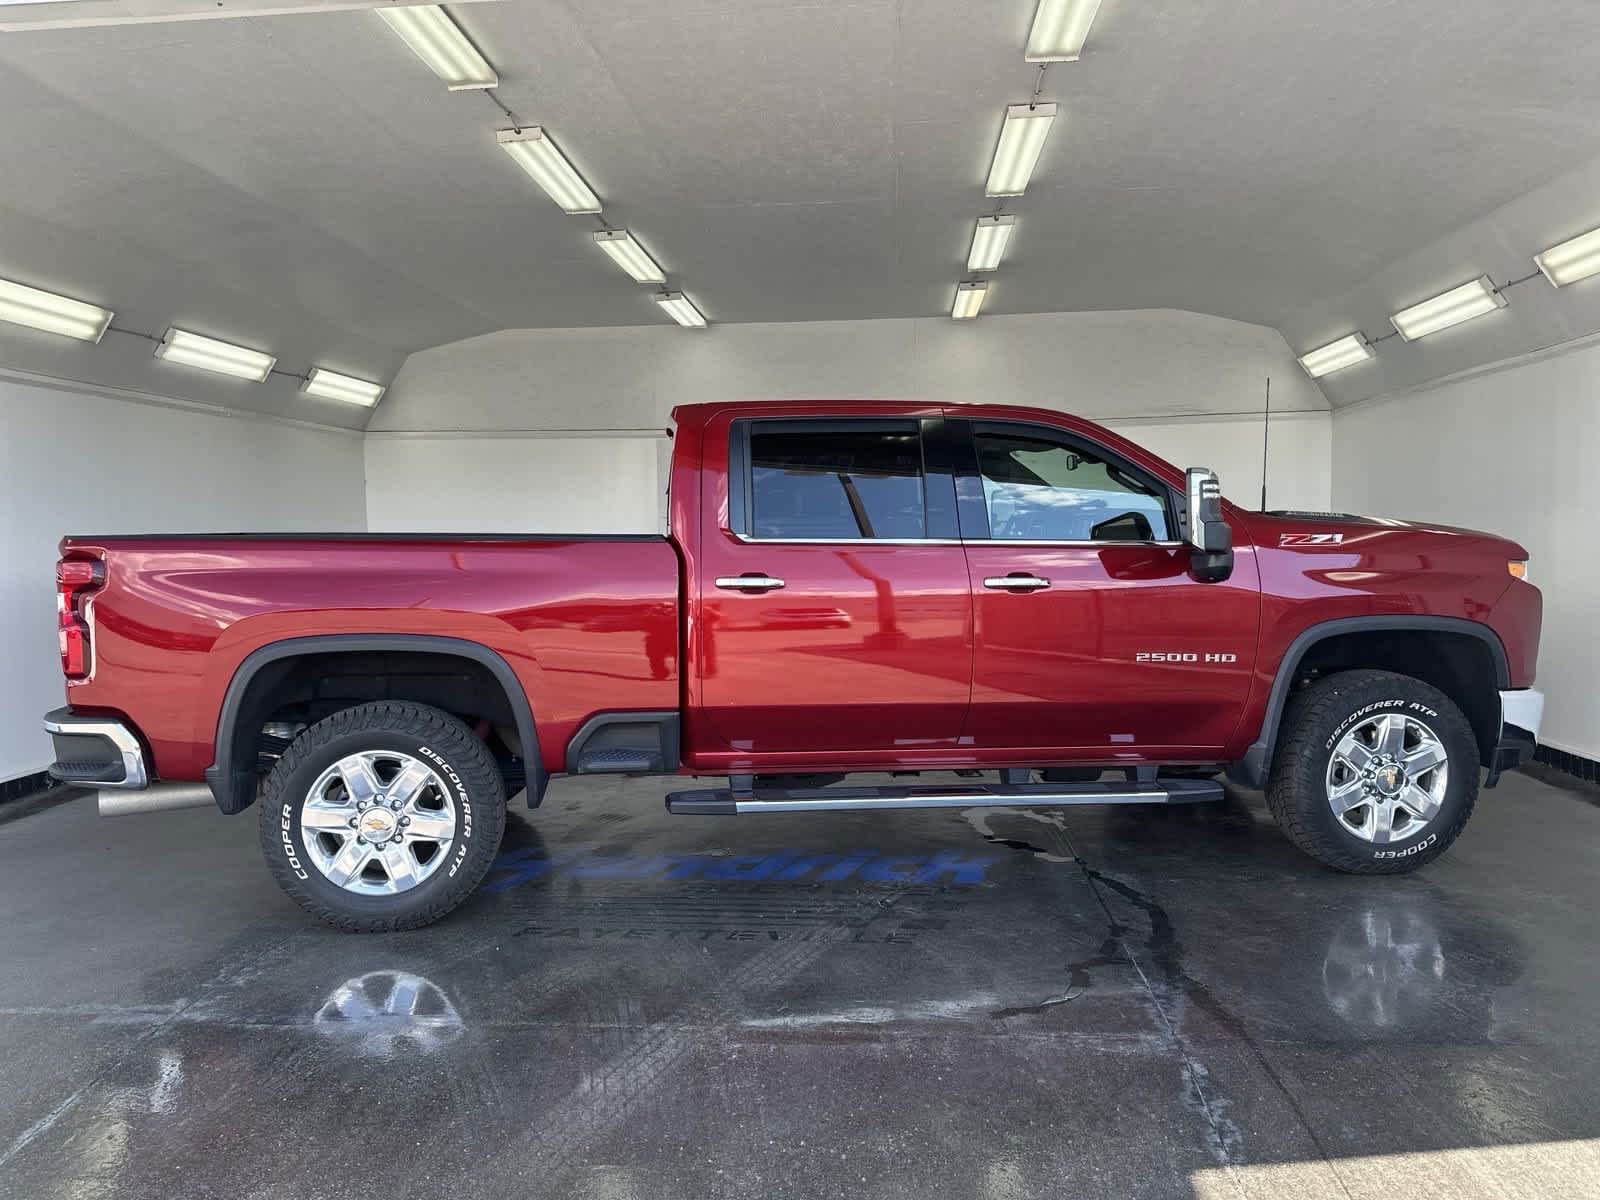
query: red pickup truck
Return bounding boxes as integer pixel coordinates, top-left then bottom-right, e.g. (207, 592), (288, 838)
(43, 401), (1544, 930)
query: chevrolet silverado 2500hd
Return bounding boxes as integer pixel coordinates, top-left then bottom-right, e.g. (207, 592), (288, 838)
(42, 401), (1544, 930)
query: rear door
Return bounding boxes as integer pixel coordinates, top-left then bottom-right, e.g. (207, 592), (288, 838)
(694, 412), (973, 758)
(955, 418), (1259, 756)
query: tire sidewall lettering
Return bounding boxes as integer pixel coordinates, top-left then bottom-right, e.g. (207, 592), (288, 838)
(1324, 699), (1440, 753)
(416, 744), (474, 878)
(279, 802), (309, 880)
(1375, 832), (1436, 860)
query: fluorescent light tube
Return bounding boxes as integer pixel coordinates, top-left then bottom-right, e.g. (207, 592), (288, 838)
(153, 328), (275, 382)
(1389, 276), (1506, 341)
(1297, 333), (1375, 379)
(376, 5), (497, 90)
(303, 367), (385, 406)
(654, 291), (706, 328)
(986, 103), (1057, 197)
(1025, 0), (1104, 62)
(497, 127), (601, 214)
(967, 215), (1016, 272)
(1535, 225), (1600, 287)
(952, 281), (988, 320)
(593, 229), (665, 283)
(0, 276), (112, 342)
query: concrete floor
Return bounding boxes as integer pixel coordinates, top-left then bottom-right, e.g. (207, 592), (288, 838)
(0, 771), (1597, 1199)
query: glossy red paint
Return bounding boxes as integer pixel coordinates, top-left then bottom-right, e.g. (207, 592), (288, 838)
(55, 400), (1543, 790)
(963, 540), (1261, 756)
(60, 536), (680, 779)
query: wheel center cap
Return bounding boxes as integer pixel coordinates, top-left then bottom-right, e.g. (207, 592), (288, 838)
(1374, 764), (1405, 796)
(359, 809), (398, 841)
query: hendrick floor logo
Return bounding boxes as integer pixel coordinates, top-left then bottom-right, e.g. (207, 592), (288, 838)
(483, 846), (997, 893)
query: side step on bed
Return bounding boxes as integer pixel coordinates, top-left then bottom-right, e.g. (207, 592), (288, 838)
(665, 775), (1222, 816)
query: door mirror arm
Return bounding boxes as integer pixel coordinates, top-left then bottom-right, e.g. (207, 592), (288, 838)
(1182, 467), (1234, 583)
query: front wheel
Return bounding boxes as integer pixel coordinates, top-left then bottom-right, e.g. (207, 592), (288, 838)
(259, 701), (507, 931)
(1266, 670), (1479, 874)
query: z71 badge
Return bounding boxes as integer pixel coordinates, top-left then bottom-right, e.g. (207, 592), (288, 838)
(1279, 532), (1344, 546)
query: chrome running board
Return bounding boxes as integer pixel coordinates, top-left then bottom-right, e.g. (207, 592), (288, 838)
(665, 777), (1222, 816)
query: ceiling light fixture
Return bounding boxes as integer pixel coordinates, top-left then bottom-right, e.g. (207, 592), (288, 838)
(952, 281), (988, 320)
(153, 328), (275, 382)
(967, 214), (1016, 271)
(1389, 276), (1506, 341)
(654, 291), (707, 328)
(0, 275), (112, 342)
(303, 367), (385, 406)
(375, 5), (497, 90)
(985, 103), (1057, 197)
(593, 229), (666, 283)
(1534, 225), (1600, 287)
(496, 127), (601, 214)
(1025, 0), (1105, 62)
(1297, 333), (1375, 378)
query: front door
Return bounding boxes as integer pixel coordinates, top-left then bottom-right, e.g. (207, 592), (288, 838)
(695, 413), (973, 760)
(958, 419), (1259, 757)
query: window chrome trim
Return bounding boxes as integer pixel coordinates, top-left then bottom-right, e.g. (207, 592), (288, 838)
(730, 533), (1182, 548)
(967, 539), (1187, 548)
(732, 534), (964, 546)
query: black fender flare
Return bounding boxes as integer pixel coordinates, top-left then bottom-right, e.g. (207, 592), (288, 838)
(203, 634), (545, 814)
(1228, 615), (1509, 789)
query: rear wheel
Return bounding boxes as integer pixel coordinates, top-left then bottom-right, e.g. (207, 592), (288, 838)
(1266, 670), (1478, 874)
(259, 701), (507, 931)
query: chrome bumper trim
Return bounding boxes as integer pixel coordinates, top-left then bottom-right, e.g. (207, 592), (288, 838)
(42, 711), (148, 789)
(1499, 688), (1545, 741)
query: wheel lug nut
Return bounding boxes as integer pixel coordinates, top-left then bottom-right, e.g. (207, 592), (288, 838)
(399, 816), (410, 826)
(356, 835), (367, 844)
(348, 817), (358, 828)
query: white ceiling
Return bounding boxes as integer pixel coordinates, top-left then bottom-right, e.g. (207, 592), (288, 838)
(3, 0), (1600, 425)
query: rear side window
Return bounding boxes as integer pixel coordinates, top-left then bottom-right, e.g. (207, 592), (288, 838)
(748, 424), (926, 540)
(973, 426), (1171, 542)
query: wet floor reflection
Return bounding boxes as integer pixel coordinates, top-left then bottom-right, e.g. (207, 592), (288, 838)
(1322, 908), (1446, 1029)
(0, 778), (1590, 1200)
(313, 971), (465, 1057)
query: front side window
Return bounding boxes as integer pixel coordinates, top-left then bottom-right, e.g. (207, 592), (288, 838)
(974, 427), (1171, 542)
(749, 425), (926, 540)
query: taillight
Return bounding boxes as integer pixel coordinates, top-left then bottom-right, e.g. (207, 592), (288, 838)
(56, 558), (105, 680)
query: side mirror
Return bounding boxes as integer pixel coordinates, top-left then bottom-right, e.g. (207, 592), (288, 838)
(1183, 467), (1233, 582)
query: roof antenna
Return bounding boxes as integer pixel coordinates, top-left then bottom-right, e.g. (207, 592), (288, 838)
(1259, 375), (1271, 512)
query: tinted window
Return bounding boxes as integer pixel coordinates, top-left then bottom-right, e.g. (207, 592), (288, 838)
(974, 428), (1170, 541)
(750, 426), (926, 540)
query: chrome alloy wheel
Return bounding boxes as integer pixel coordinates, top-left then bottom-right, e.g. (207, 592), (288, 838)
(300, 751), (456, 895)
(1325, 713), (1449, 844)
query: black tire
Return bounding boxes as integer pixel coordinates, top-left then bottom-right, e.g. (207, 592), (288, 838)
(1266, 670), (1478, 874)
(259, 701), (507, 931)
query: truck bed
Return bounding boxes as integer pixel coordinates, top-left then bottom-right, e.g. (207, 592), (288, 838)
(58, 533), (682, 781)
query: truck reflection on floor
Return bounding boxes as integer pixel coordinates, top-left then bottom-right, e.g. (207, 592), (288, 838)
(313, 971), (465, 1058)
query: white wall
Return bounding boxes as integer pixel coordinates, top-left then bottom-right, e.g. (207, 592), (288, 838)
(364, 433), (669, 534)
(1332, 340), (1600, 759)
(366, 309), (1332, 530)
(1102, 410), (1331, 517)
(0, 370), (367, 782)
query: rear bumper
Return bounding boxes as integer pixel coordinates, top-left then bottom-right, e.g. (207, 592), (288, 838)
(1489, 687), (1544, 781)
(43, 707), (148, 788)
(44, 708), (217, 816)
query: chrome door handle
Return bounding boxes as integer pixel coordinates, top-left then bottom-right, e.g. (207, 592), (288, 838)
(715, 574), (786, 592)
(983, 574), (1051, 591)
